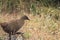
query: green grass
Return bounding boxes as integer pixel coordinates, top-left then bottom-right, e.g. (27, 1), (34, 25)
(23, 32), (31, 39)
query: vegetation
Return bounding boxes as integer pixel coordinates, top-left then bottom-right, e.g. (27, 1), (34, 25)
(0, 0), (60, 40)
(0, 0), (60, 14)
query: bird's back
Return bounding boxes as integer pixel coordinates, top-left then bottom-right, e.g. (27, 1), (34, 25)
(5, 19), (24, 34)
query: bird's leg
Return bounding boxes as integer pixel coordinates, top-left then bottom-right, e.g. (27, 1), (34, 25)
(16, 32), (24, 34)
(11, 35), (17, 40)
(9, 32), (12, 40)
(16, 32), (25, 40)
(9, 34), (11, 40)
(9, 33), (17, 40)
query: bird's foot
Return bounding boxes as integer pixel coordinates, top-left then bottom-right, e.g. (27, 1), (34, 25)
(16, 32), (24, 34)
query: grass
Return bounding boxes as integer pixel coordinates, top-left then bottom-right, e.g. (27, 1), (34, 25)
(0, 7), (60, 40)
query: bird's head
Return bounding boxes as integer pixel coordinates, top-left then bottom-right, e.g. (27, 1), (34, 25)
(22, 15), (30, 20)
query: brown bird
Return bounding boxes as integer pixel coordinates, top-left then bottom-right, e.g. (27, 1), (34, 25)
(0, 15), (29, 35)
(0, 15), (30, 40)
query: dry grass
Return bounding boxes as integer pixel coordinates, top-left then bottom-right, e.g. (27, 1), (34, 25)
(0, 7), (60, 40)
(0, 13), (60, 40)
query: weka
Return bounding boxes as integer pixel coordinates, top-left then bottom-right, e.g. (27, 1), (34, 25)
(0, 15), (30, 40)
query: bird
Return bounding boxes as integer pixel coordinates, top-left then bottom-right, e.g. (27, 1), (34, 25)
(0, 15), (30, 40)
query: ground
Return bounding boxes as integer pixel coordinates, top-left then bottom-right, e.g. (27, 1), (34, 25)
(0, 12), (60, 40)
